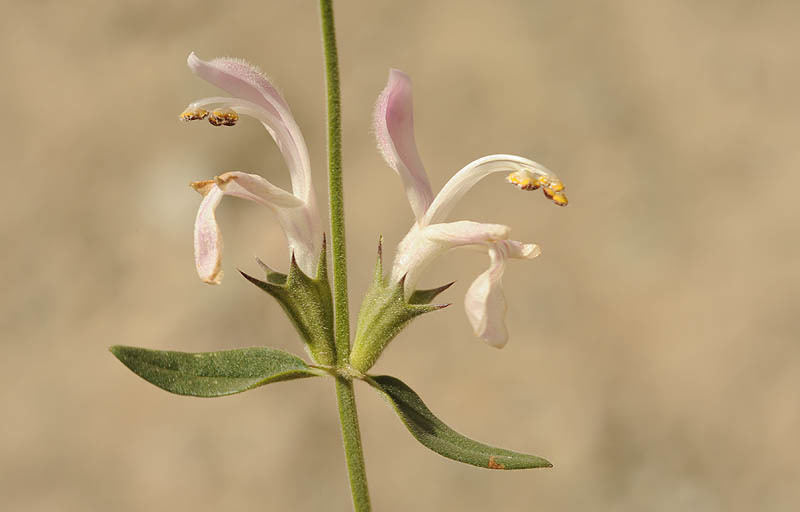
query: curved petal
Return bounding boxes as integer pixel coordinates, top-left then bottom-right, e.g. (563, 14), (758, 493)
(187, 54), (313, 202)
(374, 69), (434, 222)
(463, 240), (540, 347)
(187, 52), (290, 116)
(422, 221), (509, 245)
(213, 171), (303, 208)
(274, 204), (323, 277)
(391, 220), (512, 295)
(191, 172), (322, 283)
(423, 154), (563, 226)
(194, 185), (225, 284)
(464, 245), (509, 347)
(499, 239), (541, 260)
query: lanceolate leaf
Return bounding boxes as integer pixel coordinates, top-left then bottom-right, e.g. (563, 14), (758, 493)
(367, 375), (552, 470)
(110, 345), (320, 397)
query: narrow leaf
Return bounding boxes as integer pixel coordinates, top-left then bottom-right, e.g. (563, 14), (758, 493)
(367, 375), (552, 470)
(110, 345), (320, 397)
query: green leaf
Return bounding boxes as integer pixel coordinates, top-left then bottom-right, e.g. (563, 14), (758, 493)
(110, 345), (321, 397)
(367, 375), (552, 470)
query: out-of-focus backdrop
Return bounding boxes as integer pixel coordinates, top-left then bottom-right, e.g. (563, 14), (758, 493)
(3, 0), (798, 510)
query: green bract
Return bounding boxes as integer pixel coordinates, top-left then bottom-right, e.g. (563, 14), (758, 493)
(240, 241), (336, 367)
(349, 240), (451, 373)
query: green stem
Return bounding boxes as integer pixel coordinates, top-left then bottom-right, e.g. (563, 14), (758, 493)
(319, 0), (349, 364)
(319, 1), (371, 510)
(335, 377), (371, 511)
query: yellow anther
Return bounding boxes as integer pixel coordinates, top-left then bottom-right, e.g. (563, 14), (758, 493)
(547, 180), (564, 193)
(506, 171), (540, 190)
(190, 179), (215, 196)
(180, 108), (209, 122)
(542, 185), (569, 206)
(208, 109), (239, 126)
(551, 191), (568, 206)
(507, 170), (568, 207)
(191, 173), (241, 196)
(213, 173), (236, 187)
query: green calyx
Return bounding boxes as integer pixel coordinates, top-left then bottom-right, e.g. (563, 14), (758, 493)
(349, 239), (452, 373)
(240, 238), (336, 367)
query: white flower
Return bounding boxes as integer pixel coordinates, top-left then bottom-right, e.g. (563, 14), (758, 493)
(374, 69), (566, 348)
(182, 53), (323, 284)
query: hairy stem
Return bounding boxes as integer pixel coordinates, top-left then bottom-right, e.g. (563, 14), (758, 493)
(335, 377), (371, 511)
(319, 0), (350, 363)
(319, 1), (371, 510)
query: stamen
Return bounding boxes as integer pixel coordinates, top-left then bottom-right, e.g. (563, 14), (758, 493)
(180, 108), (209, 122)
(213, 174), (234, 187)
(190, 173), (240, 196)
(180, 102), (238, 126)
(190, 179), (216, 196)
(208, 108), (239, 127)
(506, 170), (568, 206)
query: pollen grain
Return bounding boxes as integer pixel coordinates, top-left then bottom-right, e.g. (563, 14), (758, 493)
(507, 170), (568, 207)
(208, 109), (239, 127)
(180, 108), (209, 122)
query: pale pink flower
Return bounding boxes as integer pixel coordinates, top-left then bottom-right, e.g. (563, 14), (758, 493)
(374, 69), (566, 347)
(182, 53), (323, 284)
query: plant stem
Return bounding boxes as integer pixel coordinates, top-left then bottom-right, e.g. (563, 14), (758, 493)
(335, 377), (371, 511)
(319, 1), (372, 510)
(319, 0), (350, 364)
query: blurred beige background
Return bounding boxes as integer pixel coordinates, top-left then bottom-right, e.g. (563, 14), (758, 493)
(3, 0), (799, 510)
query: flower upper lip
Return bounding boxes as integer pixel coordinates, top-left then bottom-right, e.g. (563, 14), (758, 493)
(184, 53), (323, 284)
(374, 69), (566, 347)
